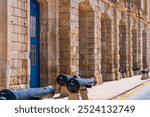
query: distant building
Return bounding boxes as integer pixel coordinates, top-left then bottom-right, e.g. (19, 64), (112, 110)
(0, 0), (150, 89)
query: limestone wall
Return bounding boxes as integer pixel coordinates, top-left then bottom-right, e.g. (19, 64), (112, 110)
(0, 0), (150, 89)
(59, 0), (79, 75)
(39, 0), (59, 87)
(0, 0), (8, 89)
(7, 0), (29, 89)
(3, 0), (59, 89)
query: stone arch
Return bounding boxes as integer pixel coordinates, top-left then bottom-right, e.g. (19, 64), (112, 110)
(79, 2), (95, 77)
(119, 19), (128, 76)
(101, 12), (115, 81)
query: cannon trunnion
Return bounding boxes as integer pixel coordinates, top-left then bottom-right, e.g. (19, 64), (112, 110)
(56, 74), (79, 86)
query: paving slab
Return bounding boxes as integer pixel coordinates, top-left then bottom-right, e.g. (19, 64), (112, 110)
(88, 75), (148, 100)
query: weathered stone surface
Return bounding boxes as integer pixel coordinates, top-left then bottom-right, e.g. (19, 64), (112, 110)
(0, 0), (150, 89)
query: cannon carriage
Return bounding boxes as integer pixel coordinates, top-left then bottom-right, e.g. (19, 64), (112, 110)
(141, 68), (150, 80)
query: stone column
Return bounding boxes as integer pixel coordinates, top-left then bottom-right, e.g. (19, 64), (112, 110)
(148, 28), (150, 67)
(127, 14), (134, 77)
(132, 24), (139, 70)
(79, 2), (103, 84)
(119, 17), (128, 77)
(142, 27), (148, 68)
(101, 12), (116, 81)
(39, 0), (49, 87)
(47, 0), (59, 87)
(138, 21), (143, 71)
(94, 8), (103, 83)
(59, 0), (79, 75)
(114, 8), (121, 80)
(126, 1), (133, 77)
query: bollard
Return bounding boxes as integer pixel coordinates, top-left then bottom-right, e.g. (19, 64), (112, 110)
(0, 86), (55, 100)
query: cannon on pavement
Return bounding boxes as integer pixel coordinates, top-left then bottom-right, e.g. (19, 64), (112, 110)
(0, 86), (55, 100)
(141, 68), (149, 80)
(67, 78), (97, 100)
(56, 74), (80, 97)
(132, 67), (140, 75)
(119, 67), (127, 78)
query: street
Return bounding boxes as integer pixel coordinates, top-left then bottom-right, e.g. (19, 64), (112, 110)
(127, 85), (150, 100)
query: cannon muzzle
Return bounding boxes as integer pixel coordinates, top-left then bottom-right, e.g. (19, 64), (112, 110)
(56, 74), (80, 86)
(67, 78), (97, 92)
(141, 69), (149, 74)
(119, 67), (127, 73)
(0, 86), (55, 100)
(132, 67), (139, 71)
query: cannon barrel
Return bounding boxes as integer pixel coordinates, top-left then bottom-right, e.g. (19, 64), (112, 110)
(141, 69), (149, 74)
(132, 67), (139, 71)
(0, 86), (55, 100)
(67, 78), (97, 92)
(119, 67), (126, 73)
(56, 74), (79, 86)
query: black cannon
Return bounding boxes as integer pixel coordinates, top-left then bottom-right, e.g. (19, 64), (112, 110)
(141, 68), (149, 80)
(67, 78), (97, 93)
(141, 68), (149, 74)
(132, 67), (140, 75)
(119, 67), (127, 73)
(119, 67), (127, 78)
(56, 74), (80, 86)
(0, 86), (55, 100)
(132, 67), (139, 71)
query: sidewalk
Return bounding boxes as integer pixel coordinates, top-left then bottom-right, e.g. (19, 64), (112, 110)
(53, 75), (149, 100)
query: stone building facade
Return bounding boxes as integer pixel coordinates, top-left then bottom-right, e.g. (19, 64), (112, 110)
(0, 0), (150, 89)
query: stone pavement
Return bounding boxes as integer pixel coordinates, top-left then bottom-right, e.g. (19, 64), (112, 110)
(52, 75), (150, 100)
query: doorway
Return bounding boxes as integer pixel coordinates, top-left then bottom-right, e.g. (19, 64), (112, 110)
(30, 0), (40, 88)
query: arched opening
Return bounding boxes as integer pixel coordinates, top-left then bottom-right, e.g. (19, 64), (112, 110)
(119, 20), (127, 77)
(101, 13), (114, 81)
(79, 2), (95, 78)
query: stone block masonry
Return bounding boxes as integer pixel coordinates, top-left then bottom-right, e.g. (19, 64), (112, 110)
(0, 0), (150, 89)
(7, 0), (28, 89)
